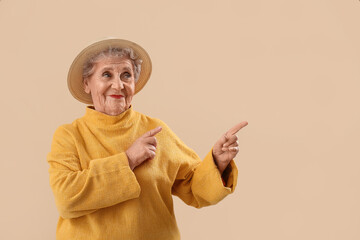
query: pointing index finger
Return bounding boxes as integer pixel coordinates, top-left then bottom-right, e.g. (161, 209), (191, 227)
(144, 126), (162, 138)
(226, 121), (248, 137)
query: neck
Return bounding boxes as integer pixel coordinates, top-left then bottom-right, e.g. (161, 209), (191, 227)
(91, 105), (130, 116)
(84, 105), (135, 127)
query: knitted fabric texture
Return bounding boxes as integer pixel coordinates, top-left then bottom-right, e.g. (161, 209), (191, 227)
(47, 105), (238, 240)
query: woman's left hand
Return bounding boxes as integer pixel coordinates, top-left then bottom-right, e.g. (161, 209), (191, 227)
(212, 121), (248, 175)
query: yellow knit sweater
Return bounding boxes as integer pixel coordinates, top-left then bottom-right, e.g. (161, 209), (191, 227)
(47, 105), (238, 240)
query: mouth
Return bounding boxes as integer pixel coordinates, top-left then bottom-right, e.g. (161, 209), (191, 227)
(109, 95), (124, 99)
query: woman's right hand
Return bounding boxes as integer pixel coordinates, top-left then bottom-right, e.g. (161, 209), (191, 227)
(125, 126), (162, 170)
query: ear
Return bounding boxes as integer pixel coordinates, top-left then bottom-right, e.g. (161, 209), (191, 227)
(83, 78), (91, 94)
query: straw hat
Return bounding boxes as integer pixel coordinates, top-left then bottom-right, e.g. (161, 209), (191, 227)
(67, 38), (152, 104)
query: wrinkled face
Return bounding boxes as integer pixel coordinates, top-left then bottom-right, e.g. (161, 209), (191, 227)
(83, 57), (136, 116)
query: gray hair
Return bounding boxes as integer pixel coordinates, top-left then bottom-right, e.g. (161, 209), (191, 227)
(82, 47), (143, 82)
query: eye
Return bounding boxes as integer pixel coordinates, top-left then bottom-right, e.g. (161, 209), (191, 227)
(121, 72), (132, 80)
(102, 71), (111, 78)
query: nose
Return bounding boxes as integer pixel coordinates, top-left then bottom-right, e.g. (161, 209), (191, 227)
(111, 76), (124, 90)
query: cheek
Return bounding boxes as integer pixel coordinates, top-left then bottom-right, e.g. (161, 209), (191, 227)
(125, 82), (136, 97)
(90, 81), (109, 102)
(124, 84), (135, 106)
(93, 81), (109, 94)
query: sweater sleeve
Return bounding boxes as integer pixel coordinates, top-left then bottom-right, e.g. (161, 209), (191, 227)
(162, 123), (238, 208)
(47, 125), (141, 219)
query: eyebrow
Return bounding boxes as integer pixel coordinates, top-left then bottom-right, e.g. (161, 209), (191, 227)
(122, 67), (132, 72)
(100, 66), (132, 72)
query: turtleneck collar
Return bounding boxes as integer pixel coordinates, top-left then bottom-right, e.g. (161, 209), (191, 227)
(83, 105), (136, 128)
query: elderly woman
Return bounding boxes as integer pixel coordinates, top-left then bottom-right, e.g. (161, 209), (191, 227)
(47, 38), (247, 240)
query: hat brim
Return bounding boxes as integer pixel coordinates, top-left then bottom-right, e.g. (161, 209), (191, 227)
(67, 38), (152, 104)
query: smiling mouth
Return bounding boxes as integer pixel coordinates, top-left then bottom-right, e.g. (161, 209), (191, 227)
(110, 95), (123, 99)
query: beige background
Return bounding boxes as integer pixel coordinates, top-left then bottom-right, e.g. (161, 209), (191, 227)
(1, 0), (359, 239)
